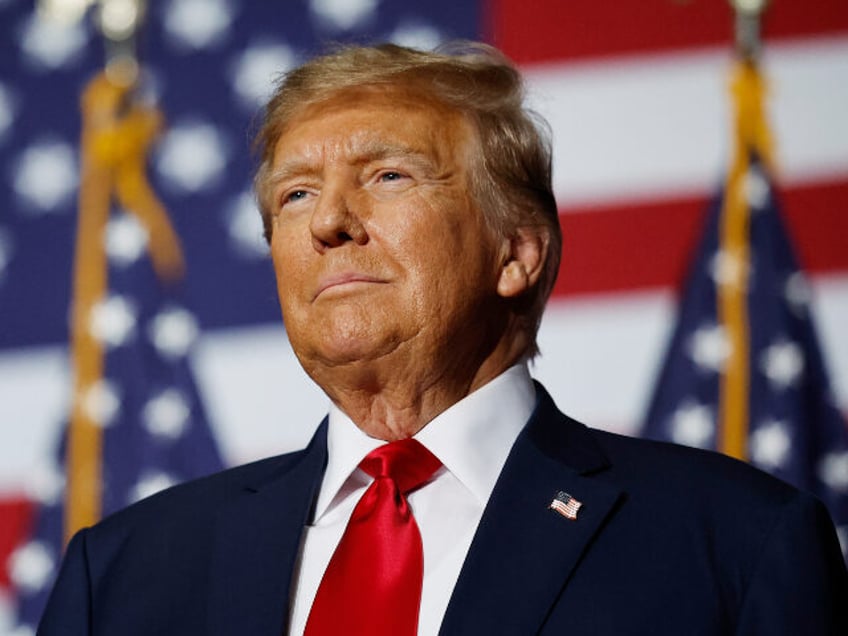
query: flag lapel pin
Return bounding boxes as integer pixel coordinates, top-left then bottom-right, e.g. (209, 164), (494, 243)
(549, 491), (582, 520)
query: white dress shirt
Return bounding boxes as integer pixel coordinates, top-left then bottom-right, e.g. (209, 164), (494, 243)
(287, 363), (537, 636)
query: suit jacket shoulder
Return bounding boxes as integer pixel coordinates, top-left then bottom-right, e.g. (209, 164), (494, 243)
(38, 421), (329, 636)
(440, 383), (848, 636)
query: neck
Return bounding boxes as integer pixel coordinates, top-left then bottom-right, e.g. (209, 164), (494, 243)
(306, 330), (530, 441)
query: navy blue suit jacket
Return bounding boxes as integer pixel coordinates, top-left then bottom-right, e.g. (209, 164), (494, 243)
(39, 385), (848, 634)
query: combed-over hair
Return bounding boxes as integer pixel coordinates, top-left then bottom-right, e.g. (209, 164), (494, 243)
(253, 42), (562, 357)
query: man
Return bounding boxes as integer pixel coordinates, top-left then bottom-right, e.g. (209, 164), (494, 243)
(40, 42), (846, 635)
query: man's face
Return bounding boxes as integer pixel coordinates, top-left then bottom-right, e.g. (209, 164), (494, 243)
(267, 88), (506, 380)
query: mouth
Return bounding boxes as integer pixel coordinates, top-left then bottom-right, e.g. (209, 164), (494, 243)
(313, 273), (387, 300)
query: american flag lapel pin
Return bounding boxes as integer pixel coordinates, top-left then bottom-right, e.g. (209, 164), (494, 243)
(549, 491), (582, 520)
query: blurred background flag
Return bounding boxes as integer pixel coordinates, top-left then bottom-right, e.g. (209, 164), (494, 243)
(6, 2), (225, 631)
(641, 1), (848, 558)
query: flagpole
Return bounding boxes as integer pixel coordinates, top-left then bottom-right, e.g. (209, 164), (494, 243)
(64, 0), (184, 544)
(716, 0), (775, 460)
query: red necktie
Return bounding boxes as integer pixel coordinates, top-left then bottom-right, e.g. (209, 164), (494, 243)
(304, 438), (441, 636)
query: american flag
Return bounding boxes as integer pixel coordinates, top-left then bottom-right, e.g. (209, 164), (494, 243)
(641, 150), (848, 557)
(4, 59), (229, 636)
(0, 1), (846, 632)
(8, 268), (226, 633)
(549, 491), (582, 521)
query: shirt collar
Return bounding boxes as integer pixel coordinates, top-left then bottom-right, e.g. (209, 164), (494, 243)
(315, 363), (536, 521)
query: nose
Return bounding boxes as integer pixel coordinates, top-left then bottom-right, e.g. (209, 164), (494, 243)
(309, 185), (368, 252)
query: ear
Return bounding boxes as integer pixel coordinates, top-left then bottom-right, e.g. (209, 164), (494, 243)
(497, 227), (550, 299)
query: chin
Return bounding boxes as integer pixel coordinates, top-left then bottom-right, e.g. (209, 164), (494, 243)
(293, 328), (400, 368)
(322, 338), (398, 366)
(285, 301), (412, 367)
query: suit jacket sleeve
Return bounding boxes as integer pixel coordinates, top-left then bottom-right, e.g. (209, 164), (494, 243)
(736, 492), (848, 635)
(38, 529), (92, 636)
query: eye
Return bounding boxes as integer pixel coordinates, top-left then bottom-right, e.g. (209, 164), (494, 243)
(283, 190), (309, 205)
(378, 171), (405, 182)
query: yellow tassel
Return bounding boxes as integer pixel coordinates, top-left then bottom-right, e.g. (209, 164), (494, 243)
(716, 60), (776, 461)
(65, 72), (183, 545)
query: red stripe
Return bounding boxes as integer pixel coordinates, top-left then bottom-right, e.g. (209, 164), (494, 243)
(552, 178), (848, 298)
(489, 0), (848, 64)
(0, 497), (33, 590)
(782, 180), (848, 275)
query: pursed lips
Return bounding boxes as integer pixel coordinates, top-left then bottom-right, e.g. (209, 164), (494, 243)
(313, 272), (388, 300)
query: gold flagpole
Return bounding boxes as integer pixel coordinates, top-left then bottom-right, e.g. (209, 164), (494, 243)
(716, 0), (776, 460)
(61, 0), (184, 544)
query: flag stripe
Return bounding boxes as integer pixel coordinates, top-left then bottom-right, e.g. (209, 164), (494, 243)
(492, 0), (848, 64)
(524, 36), (848, 208)
(553, 178), (848, 298)
(0, 500), (32, 589)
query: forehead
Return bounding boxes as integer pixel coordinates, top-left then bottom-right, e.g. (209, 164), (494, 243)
(271, 86), (475, 164)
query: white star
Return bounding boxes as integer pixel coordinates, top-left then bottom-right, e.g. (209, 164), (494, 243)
(819, 452), (848, 492)
(24, 461), (66, 506)
(97, 0), (142, 40)
(8, 541), (55, 593)
(130, 471), (178, 503)
(309, 0), (379, 31)
(749, 420), (792, 469)
(759, 340), (804, 390)
(226, 192), (268, 258)
(744, 167), (770, 210)
(89, 294), (137, 347)
(0, 81), (16, 142)
(0, 227), (14, 282)
(688, 324), (730, 373)
(156, 121), (228, 193)
(105, 212), (149, 266)
(784, 271), (811, 317)
(148, 305), (199, 359)
(18, 11), (89, 71)
(229, 42), (296, 110)
(13, 139), (77, 212)
(670, 401), (715, 448)
(38, 0), (95, 23)
(389, 23), (444, 51)
(163, 0), (233, 50)
(143, 388), (191, 440)
(709, 249), (747, 288)
(79, 379), (121, 427)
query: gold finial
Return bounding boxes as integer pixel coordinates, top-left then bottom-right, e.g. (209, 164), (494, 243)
(729, 0), (771, 61)
(38, 0), (146, 76)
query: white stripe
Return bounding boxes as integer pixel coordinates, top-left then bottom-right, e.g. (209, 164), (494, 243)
(189, 324), (328, 463)
(534, 289), (675, 435)
(0, 347), (68, 497)
(523, 35), (848, 208)
(535, 274), (848, 435)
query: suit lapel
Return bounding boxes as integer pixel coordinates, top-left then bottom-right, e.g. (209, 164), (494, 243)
(207, 421), (328, 636)
(439, 386), (623, 635)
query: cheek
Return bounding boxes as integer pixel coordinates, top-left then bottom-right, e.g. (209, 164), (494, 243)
(270, 218), (308, 268)
(395, 216), (493, 314)
(270, 230), (311, 311)
(385, 190), (474, 251)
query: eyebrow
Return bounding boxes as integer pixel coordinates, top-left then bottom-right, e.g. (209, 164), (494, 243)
(266, 140), (436, 188)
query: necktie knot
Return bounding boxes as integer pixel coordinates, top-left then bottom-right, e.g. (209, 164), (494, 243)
(360, 438), (441, 495)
